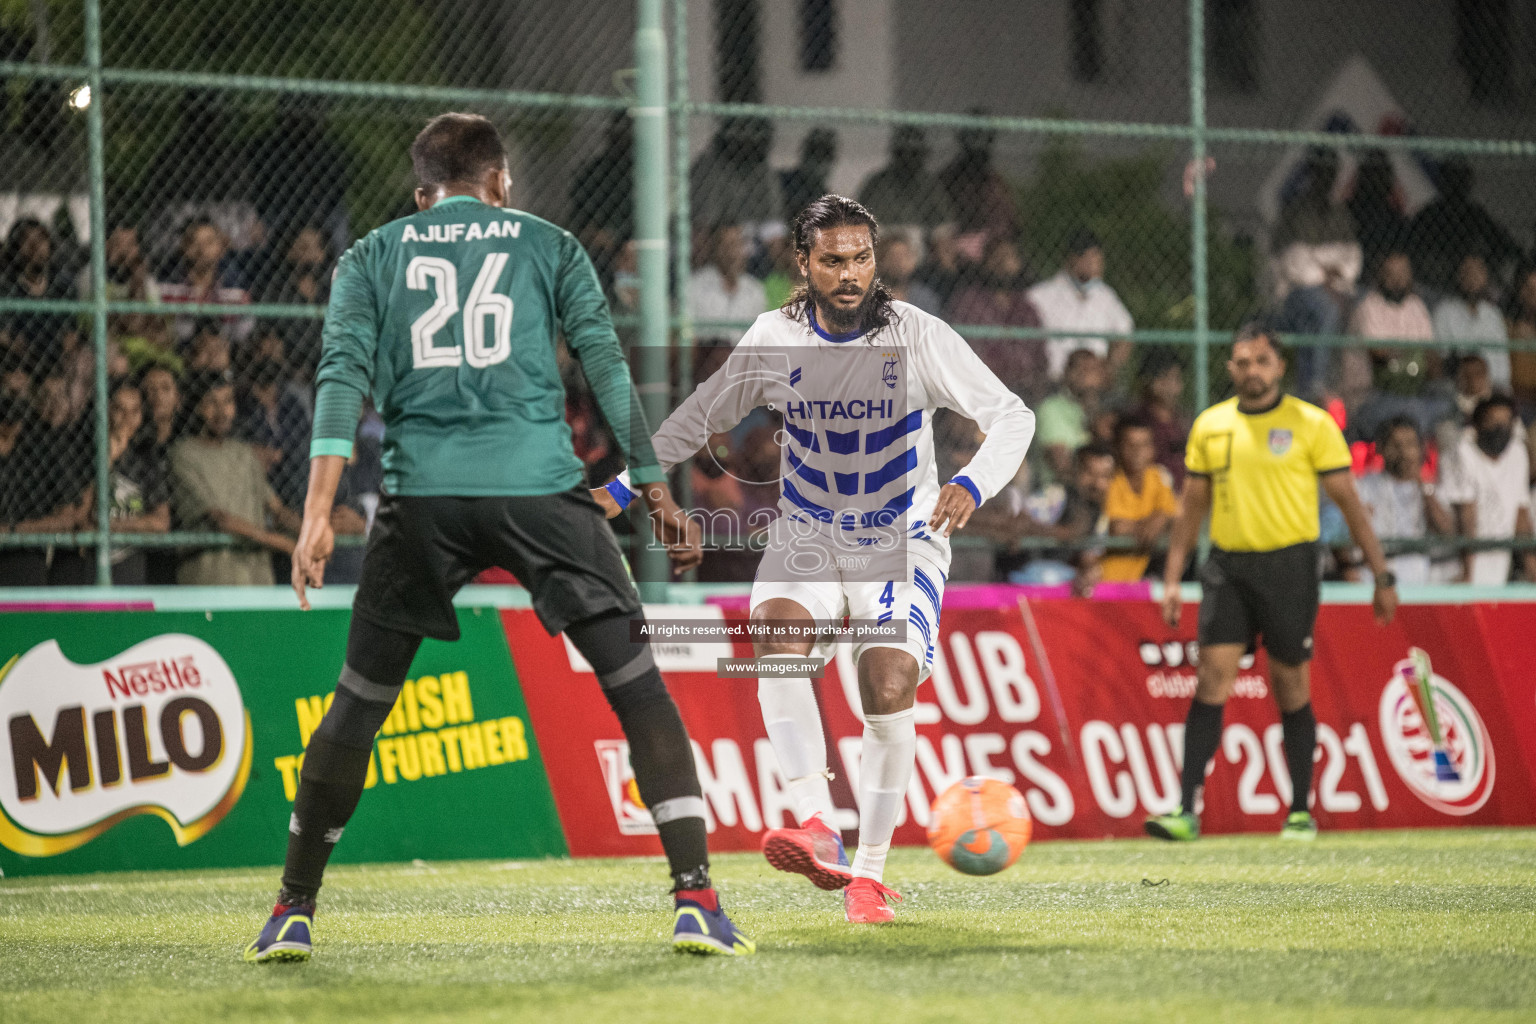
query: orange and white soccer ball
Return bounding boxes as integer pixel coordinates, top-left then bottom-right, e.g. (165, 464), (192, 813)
(927, 776), (1032, 875)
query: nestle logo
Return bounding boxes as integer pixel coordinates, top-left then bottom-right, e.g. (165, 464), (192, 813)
(103, 656), (203, 699)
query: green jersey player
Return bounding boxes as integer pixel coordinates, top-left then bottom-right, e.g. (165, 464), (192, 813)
(244, 113), (753, 962)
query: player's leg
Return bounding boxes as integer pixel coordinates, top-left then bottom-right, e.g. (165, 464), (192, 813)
(751, 531), (852, 890)
(246, 495), (474, 963)
(1147, 550), (1254, 841)
(1271, 659), (1318, 837)
(752, 596), (838, 828)
(245, 617), (423, 962)
(838, 552), (942, 922)
(561, 610), (707, 881)
(1261, 543), (1323, 839)
(281, 618), (422, 901)
(842, 645), (919, 923)
(489, 489), (751, 954)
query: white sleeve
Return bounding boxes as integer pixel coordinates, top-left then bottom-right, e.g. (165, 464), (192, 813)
(920, 319), (1035, 504)
(611, 329), (768, 504)
(1439, 444), (1475, 506)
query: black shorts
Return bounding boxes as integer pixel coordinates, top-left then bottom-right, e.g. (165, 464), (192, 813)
(1197, 542), (1321, 665)
(352, 487), (640, 642)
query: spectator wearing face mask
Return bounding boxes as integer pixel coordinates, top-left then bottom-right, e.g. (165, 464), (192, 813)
(1441, 395), (1536, 584)
(1433, 252), (1510, 390)
(1027, 228), (1134, 382)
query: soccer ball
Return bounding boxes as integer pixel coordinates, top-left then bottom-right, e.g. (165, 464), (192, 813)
(927, 776), (1032, 875)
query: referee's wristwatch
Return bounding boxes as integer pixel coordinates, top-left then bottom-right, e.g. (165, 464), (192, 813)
(1375, 571), (1398, 589)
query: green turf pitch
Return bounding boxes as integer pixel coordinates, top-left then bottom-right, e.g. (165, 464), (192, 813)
(2, 829), (1533, 1024)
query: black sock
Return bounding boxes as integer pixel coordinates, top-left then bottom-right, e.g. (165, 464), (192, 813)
(280, 734), (373, 902)
(566, 612), (710, 889)
(1281, 703), (1317, 814)
(1180, 698), (1225, 814)
(277, 618), (422, 905)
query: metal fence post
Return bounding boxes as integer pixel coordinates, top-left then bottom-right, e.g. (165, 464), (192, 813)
(85, 0), (111, 586)
(1189, 0), (1210, 412)
(634, 0), (670, 601)
(672, 0), (692, 488)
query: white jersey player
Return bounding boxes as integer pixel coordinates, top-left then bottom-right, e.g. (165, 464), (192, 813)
(598, 196), (1033, 923)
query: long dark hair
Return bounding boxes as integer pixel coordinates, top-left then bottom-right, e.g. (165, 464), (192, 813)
(0, 218), (50, 277)
(780, 194), (898, 339)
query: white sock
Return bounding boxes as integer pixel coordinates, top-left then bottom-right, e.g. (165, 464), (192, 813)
(757, 658), (835, 825)
(852, 707), (916, 881)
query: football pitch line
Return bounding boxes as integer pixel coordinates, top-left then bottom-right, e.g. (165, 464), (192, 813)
(2, 829), (1533, 1024)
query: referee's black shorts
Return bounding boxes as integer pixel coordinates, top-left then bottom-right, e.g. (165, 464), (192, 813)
(1197, 541), (1321, 665)
(351, 486), (640, 642)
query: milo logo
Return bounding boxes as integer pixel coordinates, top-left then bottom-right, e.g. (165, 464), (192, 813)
(1377, 649), (1494, 816)
(0, 635), (251, 856)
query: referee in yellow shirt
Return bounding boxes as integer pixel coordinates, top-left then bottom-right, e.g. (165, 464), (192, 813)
(1146, 326), (1398, 842)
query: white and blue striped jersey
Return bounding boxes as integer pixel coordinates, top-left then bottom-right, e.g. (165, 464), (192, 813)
(611, 301), (1034, 553)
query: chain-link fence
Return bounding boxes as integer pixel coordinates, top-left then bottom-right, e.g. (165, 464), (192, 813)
(2, 0), (1535, 589)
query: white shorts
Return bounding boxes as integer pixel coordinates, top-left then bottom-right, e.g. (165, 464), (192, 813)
(749, 521), (950, 680)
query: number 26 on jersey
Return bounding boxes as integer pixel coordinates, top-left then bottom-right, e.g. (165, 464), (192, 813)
(407, 254), (515, 369)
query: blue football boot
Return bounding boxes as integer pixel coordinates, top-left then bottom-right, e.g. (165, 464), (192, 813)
(243, 902), (314, 963)
(672, 890), (755, 956)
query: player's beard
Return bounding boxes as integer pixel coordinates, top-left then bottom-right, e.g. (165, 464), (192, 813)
(1236, 374), (1278, 402)
(809, 278), (871, 335)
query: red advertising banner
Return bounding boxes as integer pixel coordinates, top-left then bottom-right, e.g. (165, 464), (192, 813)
(503, 596), (1536, 858)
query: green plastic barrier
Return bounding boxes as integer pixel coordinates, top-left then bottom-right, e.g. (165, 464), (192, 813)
(0, 607), (566, 877)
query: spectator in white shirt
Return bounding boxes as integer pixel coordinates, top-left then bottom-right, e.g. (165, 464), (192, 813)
(1356, 418), (1454, 585)
(1433, 252), (1511, 389)
(689, 224), (767, 346)
(1441, 395), (1536, 584)
(1027, 228), (1133, 381)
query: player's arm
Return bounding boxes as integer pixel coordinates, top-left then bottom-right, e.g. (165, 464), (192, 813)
(923, 322), (1036, 537)
(554, 232), (711, 573)
(297, 238), (378, 608)
(594, 338), (767, 517)
(1160, 474), (1210, 628)
(556, 232), (664, 487)
(1320, 469), (1397, 626)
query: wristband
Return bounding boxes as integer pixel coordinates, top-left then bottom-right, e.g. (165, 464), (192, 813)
(605, 474), (637, 511)
(949, 475), (982, 506)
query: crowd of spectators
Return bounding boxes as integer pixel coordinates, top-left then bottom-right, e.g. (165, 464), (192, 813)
(6, 114), (1536, 589)
(0, 210), (378, 586)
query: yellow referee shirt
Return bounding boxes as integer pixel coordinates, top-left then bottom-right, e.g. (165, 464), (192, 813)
(1185, 395), (1352, 552)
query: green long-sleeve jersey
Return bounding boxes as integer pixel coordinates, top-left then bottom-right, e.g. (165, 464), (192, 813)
(310, 195), (662, 495)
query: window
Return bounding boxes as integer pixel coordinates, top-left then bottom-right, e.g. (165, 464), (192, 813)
(1207, 0), (1261, 94)
(1070, 0), (1104, 84)
(714, 0), (762, 103)
(1455, 0), (1513, 107)
(799, 0), (837, 73)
